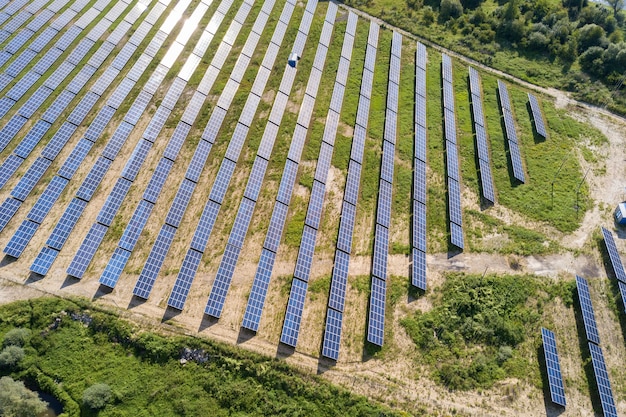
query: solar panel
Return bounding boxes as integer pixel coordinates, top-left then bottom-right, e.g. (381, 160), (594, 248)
(4, 219), (38, 258)
(121, 139), (152, 181)
(0, 115), (27, 151)
(30, 27), (57, 52)
(441, 54), (452, 82)
(528, 93), (547, 138)
(445, 140), (460, 181)
(224, 123), (249, 163)
(293, 225), (317, 281)
(6, 49), (37, 77)
(168, 248), (203, 310)
(28, 176), (68, 224)
(32, 47), (63, 75)
(575, 275), (601, 345)
(18, 86), (52, 118)
(125, 54), (151, 83)
(469, 67), (481, 96)
(134, 223), (177, 299)
(264, 201), (288, 253)
(498, 80), (511, 110)
(11, 157), (51, 201)
(201, 107), (227, 143)
(304, 181), (325, 230)
(55, 25), (81, 51)
(618, 280), (626, 313)
(143, 158), (174, 204)
(336, 202), (356, 254)
(503, 111), (517, 143)
(321, 308), (343, 360)
(97, 178), (131, 226)
(241, 248), (277, 331)
(367, 276), (386, 346)
(119, 199), (154, 251)
(508, 141), (525, 183)
(46, 197), (87, 250)
(411, 248), (426, 290)
(101, 121), (133, 161)
(180, 93), (205, 127)
(30, 246), (59, 275)
(66, 222), (107, 278)
(541, 328), (566, 407)
(185, 139), (212, 184)
(124, 90), (152, 126)
(143, 106), (171, 143)
(371, 223), (389, 280)
(475, 124), (489, 161)
(161, 77), (186, 111)
(412, 200), (427, 252)
(275, 159), (298, 205)
(448, 178), (462, 226)
(67, 38), (95, 65)
(386, 83), (399, 117)
(106, 78), (135, 110)
(602, 227), (626, 283)
(66, 65), (97, 95)
(268, 92), (287, 126)
(413, 159), (426, 204)
(415, 93), (427, 129)
(0, 197), (21, 232)
(190, 200), (220, 253)
(450, 221), (464, 249)
(367, 22), (379, 47)
(360, 69), (374, 102)
(472, 95), (485, 127)
(280, 277), (308, 347)
(328, 249), (350, 312)
(99, 247), (132, 288)
(67, 92), (99, 126)
(41, 90), (75, 124)
(57, 138), (93, 180)
(205, 243), (242, 318)
(343, 159), (361, 206)
(244, 157), (268, 203)
(444, 109), (457, 144)
(314, 142), (333, 186)
(588, 343), (618, 417)
(164, 179), (194, 228)
(350, 126), (366, 163)
(376, 180), (392, 228)
(479, 158), (496, 204)
(84, 106), (116, 142)
(0, 154), (23, 189)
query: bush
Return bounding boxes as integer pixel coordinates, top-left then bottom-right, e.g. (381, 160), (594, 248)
(2, 328), (31, 348)
(0, 376), (48, 417)
(440, 0), (463, 21)
(82, 383), (112, 410)
(0, 346), (24, 369)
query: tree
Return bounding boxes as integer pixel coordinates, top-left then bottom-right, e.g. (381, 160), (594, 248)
(2, 328), (31, 348)
(440, 0), (463, 21)
(0, 346), (24, 369)
(83, 383), (112, 410)
(606, 0), (624, 18)
(0, 377), (48, 417)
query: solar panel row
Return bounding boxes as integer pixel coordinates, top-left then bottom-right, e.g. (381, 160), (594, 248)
(600, 227), (626, 312)
(588, 343), (618, 417)
(497, 80), (525, 183)
(528, 92), (547, 138)
(541, 328), (566, 407)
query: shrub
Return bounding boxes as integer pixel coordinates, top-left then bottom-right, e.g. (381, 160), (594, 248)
(440, 0), (463, 21)
(0, 376), (48, 417)
(82, 383), (112, 410)
(2, 328), (31, 348)
(0, 346), (24, 369)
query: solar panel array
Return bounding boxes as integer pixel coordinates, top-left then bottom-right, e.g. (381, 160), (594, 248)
(601, 227), (626, 312)
(364, 31), (401, 348)
(540, 328), (566, 407)
(2, 0), (154, 260)
(6, 0), (183, 270)
(442, 54), (464, 250)
(411, 42), (427, 291)
(575, 275), (618, 416)
(468, 67), (495, 204)
(497, 80), (525, 183)
(317, 21), (378, 359)
(131, 0), (281, 300)
(528, 92), (547, 139)
(166, 0), (322, 312)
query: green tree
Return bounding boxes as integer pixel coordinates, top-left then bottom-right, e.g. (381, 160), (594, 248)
(83, 383), (112, 410)
(2, 328), (31, 348)
(606, 0), (624, 18)
(0, 346), (24, 369)
(440, 0), (463, 21)
(0, 377), (48, 417)
(577, 23), (607, 52)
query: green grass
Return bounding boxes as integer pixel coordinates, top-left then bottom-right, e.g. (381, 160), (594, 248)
(0, 297), (402, 417)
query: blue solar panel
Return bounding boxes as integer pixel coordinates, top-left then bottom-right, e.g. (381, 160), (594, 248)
(508, 141), (525, 183)
(244, 157), (268, 202)
(328, 249), (350, 312)
(0, 115), (27, 152)
(367, 276), (386, 346)
(227, 197), (254, 249)
(0, 197), (21, 232)
(293, 225), (317, 282)
(372, 223), (389, 280)
(503, 111), (517, 143)
(276, 159), (298, 205)
(618, 280), (626, 313)
(444, 108), (457, 144)
(18, 86), (52, 118)
(479, 159), (495, 204)
(144, 106), (171, 143)
(0, 97), (15, 120)
(287, 125), (307, 164)
(364, 45), (376, 72)
(97, 178), (131, 226)
(41, 90), (75, 124)
(541, 328), (566, 407)
(67, 38), (95, 65)
(450, 222), (464, 249)
(475, 124), (489, 161)
(441, 54), (452, 82)
(57, 138), (93, 180)
(28, 176), (68, 224)
(4, 219), (38, 258)
(41, 122), (76, 161)
(343, 160), (361, 206)
(119, 199), (154, 251)
(446, 140), (460, 181)
(88, 42), (115, 68)
(101, 121), (133, 161)
(201, 107), (227, 144)
(185, 139), (212, 183)
(413, 159), (426, 204)
(46, 197), (87, 250)
(497, 80), (511, 110)
(528, 93), (547, 138)
(336, 202), (356, 254)
(380, 140), (395, 184)
(0, 154), (23, 189)
(321, 308), (343, 360)
(160, 77), (186, 111)
(121, 139), (152, 181)
(280, 277), (308, 347)
(66, 65), (97, 95)
(376, 179), (392, 229)
(448, 178), (462, 226)
(124, 90), (152, 126)
(67, 92), (99, 126)
(264, 201), (288, 253)
(76, 157), (112, 201)
(6, 49), (37, 77)
(412, 200), (426, 252)
(190, 200), (220, 253)
(29, 27), (57, 53)
(168, 248), (203, 310)
(241, 248), (277, 331)
(256, 122), (278, 161)
(208, 159), (235, 205)
(13, 120), (51, 158)
(224, 123), (249, 163)
(164, 179), (194, 228)
(143, 158), (174, 204)
(66, 222), (108, 278)
(305, 181), (325, 230)
(99, 247), (132, 289)
(163, 122), (192, 162)
(601, 227), (626, 282)
(30, 246), (59, 275)
(205, 243), (242, 318)
(415, 92), (426, 129)
(134, 224), (177, 299)
(575, 275), (601, 345)
(84, 106), (116, 142)
(588, 343), (618, 417)
(11, 157), (51, 201)
(411, 248), (426, 290)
